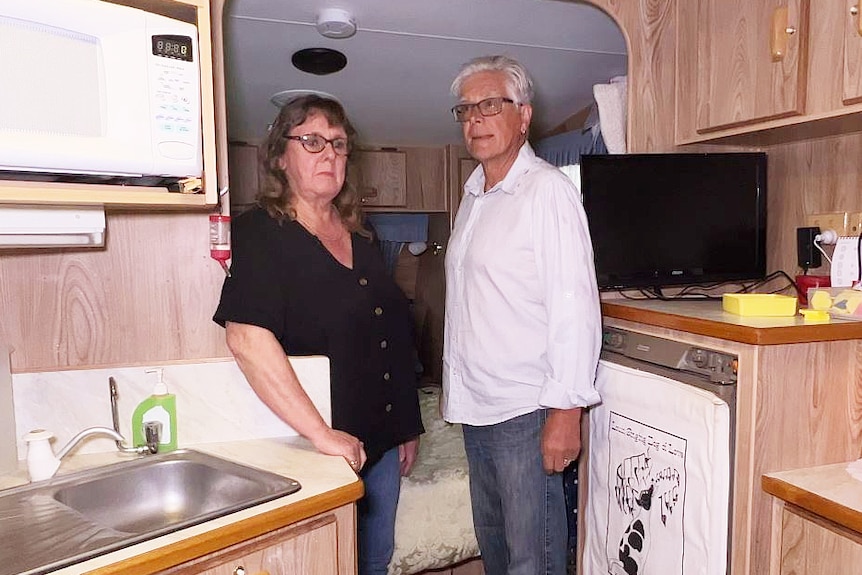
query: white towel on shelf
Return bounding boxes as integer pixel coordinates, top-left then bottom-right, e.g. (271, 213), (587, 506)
(583, 360), (730, 575)
(593, 75), (628, 154)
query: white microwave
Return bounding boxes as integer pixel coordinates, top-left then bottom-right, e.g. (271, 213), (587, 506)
(0, 0), (202, 179)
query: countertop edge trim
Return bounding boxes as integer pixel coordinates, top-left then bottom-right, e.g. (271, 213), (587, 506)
(762, 475), (862, 535)
(601, 302), (862, 345)
(80, 479), (364, 575)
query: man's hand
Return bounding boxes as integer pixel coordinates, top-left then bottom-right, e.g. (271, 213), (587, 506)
(541, 407), (583, 474)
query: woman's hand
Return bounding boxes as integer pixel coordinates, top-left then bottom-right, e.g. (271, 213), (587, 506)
(310, 428), (367, 472)
(398, 437), (420, 476)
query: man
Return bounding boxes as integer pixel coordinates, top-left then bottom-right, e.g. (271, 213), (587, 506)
(442, 55), (602, 574)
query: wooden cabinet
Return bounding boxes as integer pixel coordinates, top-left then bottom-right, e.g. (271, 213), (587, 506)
(157, 504), (355, 575)
(446, 145), (478, 227)
(353, 147), (447, 212)
(229, 145), (448, 213)
(677, 0), (862, 144)
(763, 464), (862, 575)
(695, 0), (809, 132)
(353, 150), (407, 208)
(843, 1), (862, 104)
(228, 142), (262, 211)
(0, 0), (221, 209)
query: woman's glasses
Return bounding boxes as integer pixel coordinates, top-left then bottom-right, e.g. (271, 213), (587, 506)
(451, 97), (517, 122)
(285, 133), (351, 155)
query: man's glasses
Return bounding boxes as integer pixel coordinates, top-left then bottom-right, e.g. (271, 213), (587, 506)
(451, 97), (517, 123)
(285, 133), (351, 156)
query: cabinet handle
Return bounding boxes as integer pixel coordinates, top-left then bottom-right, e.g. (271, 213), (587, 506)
(770, 6), (794, 61)
(853, 5), (862, 36)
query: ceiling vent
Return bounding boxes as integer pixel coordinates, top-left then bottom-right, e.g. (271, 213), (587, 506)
(291, 48), (347, 75)
(316, 8), (356, 39)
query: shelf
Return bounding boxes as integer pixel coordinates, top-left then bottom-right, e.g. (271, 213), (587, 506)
(0, 180), (210, 210)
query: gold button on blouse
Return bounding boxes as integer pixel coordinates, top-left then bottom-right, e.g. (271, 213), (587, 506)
(358, 277), (368, 286)
(385, 403), (392, 412)
(380, 340), (388, 349)
(374, 306), (383, 316)
(383, 372), (391, 381)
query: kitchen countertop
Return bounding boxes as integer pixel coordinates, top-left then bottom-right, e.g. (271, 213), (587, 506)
(762, 462), (862, 535)
(0, 437), (363, 575)
(601, 298), (862, 345)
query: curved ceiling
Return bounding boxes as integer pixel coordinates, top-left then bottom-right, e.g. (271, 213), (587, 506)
(223, 0), (627, 147)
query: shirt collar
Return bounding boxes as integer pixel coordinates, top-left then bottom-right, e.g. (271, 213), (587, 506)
(464, 142), (537, 197)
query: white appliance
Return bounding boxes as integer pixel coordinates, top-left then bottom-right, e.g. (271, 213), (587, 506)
(0, 0), (202, 178)
(584, 328), (735, 575)
(0, 206), (105, 248)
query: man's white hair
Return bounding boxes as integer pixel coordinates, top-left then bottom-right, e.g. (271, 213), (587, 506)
(450, 55), (535, 104)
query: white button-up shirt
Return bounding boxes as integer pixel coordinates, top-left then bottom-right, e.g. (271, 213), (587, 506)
(442, 143), (602, 426)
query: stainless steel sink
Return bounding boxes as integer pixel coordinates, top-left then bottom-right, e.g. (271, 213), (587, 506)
(0, 449), (301, 575)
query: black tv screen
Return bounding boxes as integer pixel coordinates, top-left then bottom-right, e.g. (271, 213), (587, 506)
(580, 153), (767, 291)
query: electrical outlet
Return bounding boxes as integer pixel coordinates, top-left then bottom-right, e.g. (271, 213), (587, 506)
(806, 212), (850, 236)
(797, 226), (822, 270)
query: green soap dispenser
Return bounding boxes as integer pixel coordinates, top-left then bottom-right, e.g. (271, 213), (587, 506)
(132, 368), (178, 452)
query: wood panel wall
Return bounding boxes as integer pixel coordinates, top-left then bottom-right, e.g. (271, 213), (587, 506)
(0, 212), (229, 371)
(588, 0), (677, 153)
(766, 133), (862, 277)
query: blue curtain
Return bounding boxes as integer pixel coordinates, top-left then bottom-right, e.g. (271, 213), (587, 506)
(534, 128), (607, 167)
(366, 214), (429, 274)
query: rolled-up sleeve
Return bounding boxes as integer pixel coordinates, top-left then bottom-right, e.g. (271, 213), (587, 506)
(532, 172), (602, 409)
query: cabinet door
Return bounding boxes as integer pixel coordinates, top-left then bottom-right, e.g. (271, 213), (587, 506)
(228, 142), (261, 211)
(404, 147), (447, 211)
(353, 150), (407, 208)
(696, 0), (810, 132)
(162, 516), (340, 575)
(446, 145), (478, 228)
(844, 0), (862, 104)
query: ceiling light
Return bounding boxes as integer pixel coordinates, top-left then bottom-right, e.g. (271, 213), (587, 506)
(316, 8), (356, 39)
(291, 47), (347, 75)
(270, 89), (342, 108)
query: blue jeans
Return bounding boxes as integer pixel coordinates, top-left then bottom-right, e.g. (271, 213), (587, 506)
(357, 447), (401, 575)
(463, 410), (567, 575)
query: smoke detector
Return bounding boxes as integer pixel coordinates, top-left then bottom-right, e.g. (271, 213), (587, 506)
(316, 8), (356, 39)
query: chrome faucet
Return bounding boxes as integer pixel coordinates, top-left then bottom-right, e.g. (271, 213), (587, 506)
(109, 377), (160, 455)
(21, 377), (161, 482)
(23, 426), (126, 481)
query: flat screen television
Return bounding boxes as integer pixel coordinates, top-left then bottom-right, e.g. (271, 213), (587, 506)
(579, 153), (767, 291)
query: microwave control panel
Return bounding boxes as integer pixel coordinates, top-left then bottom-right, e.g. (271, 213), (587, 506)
(148, 23), (201, 167)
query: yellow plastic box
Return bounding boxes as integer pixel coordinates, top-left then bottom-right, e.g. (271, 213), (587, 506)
(722, 293), (798, 317)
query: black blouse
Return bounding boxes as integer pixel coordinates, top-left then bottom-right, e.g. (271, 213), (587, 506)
(213, 207), (424, 463)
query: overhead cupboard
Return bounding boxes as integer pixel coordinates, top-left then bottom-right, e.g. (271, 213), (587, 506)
(228, 143), (449, 213)
(0, 0), (221, 209)
(676, 0), (862, 144)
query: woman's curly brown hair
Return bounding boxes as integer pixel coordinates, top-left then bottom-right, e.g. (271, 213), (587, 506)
(257, 94), (368, 237)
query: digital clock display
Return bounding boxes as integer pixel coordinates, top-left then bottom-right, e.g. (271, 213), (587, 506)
(152, 35), (194, 62)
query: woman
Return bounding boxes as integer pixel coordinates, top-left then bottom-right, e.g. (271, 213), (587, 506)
(213, 95), (424, 574)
